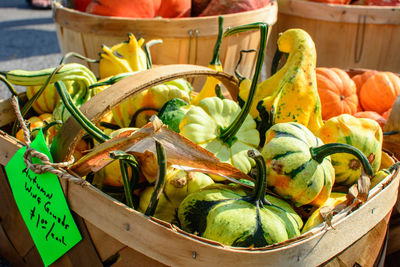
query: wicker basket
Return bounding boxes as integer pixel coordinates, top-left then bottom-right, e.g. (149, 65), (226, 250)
(0, 65), (399, 266)
(266, 0), (400, 74)
(52, 0), (278, 81)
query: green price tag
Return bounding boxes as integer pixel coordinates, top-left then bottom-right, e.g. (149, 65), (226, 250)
(5, 130), (82, 267)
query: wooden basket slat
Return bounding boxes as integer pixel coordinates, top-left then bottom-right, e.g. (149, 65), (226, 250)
(84, 220), (126, 261)
(113, 247), (168, 267)
(322, 212), (390, 267)
(0, 223), (27, 267)
(52, 215), (104, 267)
(23, 247), (47, 267)
(0, 167), (35, 258)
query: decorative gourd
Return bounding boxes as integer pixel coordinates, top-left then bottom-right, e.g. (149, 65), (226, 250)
(26, 80), (78, 114)
(86, 0), (161, 18)
(91, 128), (138, 187)
(359, 71), (400, 114)
(158, 98), (190, 133)
(351, 70), (378, 96)
(112, 79), (193, 128)
(353, 111), (386, 128)
(301, 192), (347, 233)
(179, 23), (267, 175)
(316, 67), (359, 120)
(261, 122), (373, 206)
(177, 150), (303, 247)
(191, 16), (224, 105)
(98, 33), (147, 80)
(370, 162), (399, 188)
(15, 113), (57, 144)
(316, 114), (382, 186)
(246, 28), (323, 135)
(139, 168), (214, 223)
(157, 0), (191, 18)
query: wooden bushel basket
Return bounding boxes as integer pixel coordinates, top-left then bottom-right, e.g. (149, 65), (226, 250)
(52, 0), (278, 80)
(267, 0), (400, 74)
(0, 65), (399, 266)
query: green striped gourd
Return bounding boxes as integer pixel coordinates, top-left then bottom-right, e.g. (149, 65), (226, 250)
(177, 150), (303, 248)
(261, 122), (373, 207)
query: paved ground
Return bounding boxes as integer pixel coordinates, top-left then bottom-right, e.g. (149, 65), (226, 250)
(0, 0), (62, 99)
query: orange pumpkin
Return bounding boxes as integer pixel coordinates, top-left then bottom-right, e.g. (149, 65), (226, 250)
(86, 0), (161, 18)
(157, 0), (191, 18)
(351, 70), (378, 95)
(359, 72), (400, 114)
(382, 108), (392, 120)
(316, 67), (359, 120)
(353, 111), (386, 128)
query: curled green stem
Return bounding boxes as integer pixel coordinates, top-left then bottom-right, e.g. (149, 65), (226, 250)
(144, 39), (163, 69)
(310, 143), (374, 177)
(0, 75), (19, 97)
(60, 52), (99, 65)
(145, 139), (167, 217)
(11, 64), (64, 136)
(110, 151), (140, 209)
(234, 49), (257, 83)
(54, 80), (110, 143)
(220, 23), (269, 145)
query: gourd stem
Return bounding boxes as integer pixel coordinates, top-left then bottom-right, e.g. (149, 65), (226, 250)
(248, 150), (267, 201)
(54, 80), (110, 143)
(0, 75), (19, 97)
(234, 49), (257, 83)
(388, 161), (400, 173)
(89, 72), (134, 89)
(129, 107), (160, 127)
(11, 64), (64, 136)
(60, 52), (99, 65)
(310, 143), (374, 177)
(110, 151), (139, 209)
(99, 121), (121, 130)
(220, 24), (268, 145)
(209, 16), (224, 66)
(270, 49), (283, 76)
(215, 84), (225, 99)
(144, 39), (163, 69)
(145, 140), (167, 217)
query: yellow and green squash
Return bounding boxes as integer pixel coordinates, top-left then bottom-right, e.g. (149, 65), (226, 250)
(316, 114), (383, 186)
(261, 122), (373, 207)
(177, 150), (303, 247)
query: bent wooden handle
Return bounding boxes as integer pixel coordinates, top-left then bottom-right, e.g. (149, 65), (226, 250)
(52, 64), (239, 162)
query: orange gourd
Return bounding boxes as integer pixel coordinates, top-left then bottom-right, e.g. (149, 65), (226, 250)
(15, 113), (57, 143)
(382, 108), (392, 120)
(157, 0), (191, 18)
(359, 72), (400, 114)
(316, 67), (359, 120)
(351, 70), (378, 95)
(86, 0), (161, 18)
(86, 0), (190, 18)
(353, 111), (386, 128)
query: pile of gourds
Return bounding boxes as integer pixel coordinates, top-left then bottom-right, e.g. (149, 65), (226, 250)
(315, 67), (400, 128)
(1, 17), (398, 249)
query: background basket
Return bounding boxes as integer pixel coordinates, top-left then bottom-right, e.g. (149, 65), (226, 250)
(266, 0), (400, 74)
(52, 0), (278, 82)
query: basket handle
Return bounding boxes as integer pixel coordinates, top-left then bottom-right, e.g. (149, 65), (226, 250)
(52, 64), (239, 162)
